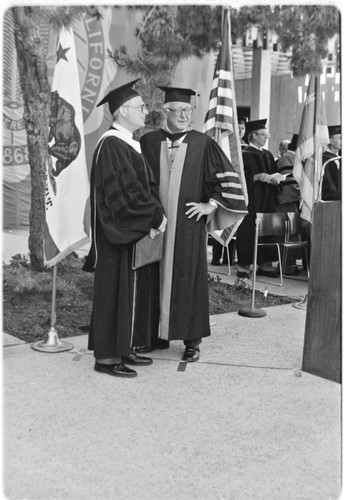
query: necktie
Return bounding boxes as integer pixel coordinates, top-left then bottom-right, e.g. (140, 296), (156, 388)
(168, 139), (180, 170)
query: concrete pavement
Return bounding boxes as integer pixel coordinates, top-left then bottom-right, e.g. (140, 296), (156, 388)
(2, 228), (341, 499)
(3, 305), (341, 500)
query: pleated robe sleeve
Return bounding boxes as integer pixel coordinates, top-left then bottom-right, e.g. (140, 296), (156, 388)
(95, 136), (164, 247)
(201, 139), (247, 233)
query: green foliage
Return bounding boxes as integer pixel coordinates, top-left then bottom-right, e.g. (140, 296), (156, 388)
(8, 253), (30, 269)
(231, 5), (340, 76)
(3, 266), (49, 294)
(208, 273), (222, 284)
(47, 6), (86, 29)
(274, 5), (340, 76)
(109, 5), (222, 127)
(231, 5), (276, 40)
(55, 278), (84, 310)
(110, 4), (340, 128)
(233, 277), (250, 292)
(55, 251), (83, 275)
(3, 252), (89, 309)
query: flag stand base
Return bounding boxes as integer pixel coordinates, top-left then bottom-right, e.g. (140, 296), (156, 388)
(238, 307), (266, 318)
(31, 327), (74, 353)
(292, 294), (307, 310)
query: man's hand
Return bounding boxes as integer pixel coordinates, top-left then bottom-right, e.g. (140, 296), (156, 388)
(268, 177), (280, 185)
(254, 173), (271, 183)
(185, 202), (216, 221)
(149, 228), (160, 239)
(150, 215), (168, 239)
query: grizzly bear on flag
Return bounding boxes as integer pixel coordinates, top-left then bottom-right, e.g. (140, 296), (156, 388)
(48, 90), (81, 177)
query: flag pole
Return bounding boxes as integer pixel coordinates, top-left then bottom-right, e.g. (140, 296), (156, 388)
(238, 217), (266, 318)
(314, 75), (323, 210)
(31, 265), (74, 352)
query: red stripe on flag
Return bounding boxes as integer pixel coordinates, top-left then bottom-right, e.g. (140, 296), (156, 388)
(203, 7), (248, 247)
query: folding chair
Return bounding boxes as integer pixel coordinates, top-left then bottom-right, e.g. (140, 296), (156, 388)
(255, 212), (288, 286)
(225, 235), (237, 276)
(283, 212), (310, 278)
(207, 233), (235, 276)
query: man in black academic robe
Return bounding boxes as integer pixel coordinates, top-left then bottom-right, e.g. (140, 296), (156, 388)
(276, 134), (303, 274)
(235, 119), (279, 278)
(321, 125), (341, 201)
(139, 86), (247, 362)
(84, 80), (166, 378)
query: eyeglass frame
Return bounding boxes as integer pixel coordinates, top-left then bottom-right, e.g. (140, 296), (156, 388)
(254, 131), (270, 138)
(123, 104), (148, 113)
(164, 106), (193, 117)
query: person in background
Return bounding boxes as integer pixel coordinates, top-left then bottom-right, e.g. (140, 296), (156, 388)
(276, 134), (300, 213)
(276, 139), (290, 161)
(83, 79), (167, 378)
(235, 119), (279, 278)
(238, 115), (248, 147)
(322, 125), (341, 201)
(138, 86), (247, 362)
(276, 134), (302, 275)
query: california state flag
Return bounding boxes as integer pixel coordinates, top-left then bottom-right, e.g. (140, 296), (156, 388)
(44, 26), (90, 267)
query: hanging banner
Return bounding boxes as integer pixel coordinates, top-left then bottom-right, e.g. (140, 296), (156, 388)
(3, 7), (117, 229)
(2, 10), (47, 227)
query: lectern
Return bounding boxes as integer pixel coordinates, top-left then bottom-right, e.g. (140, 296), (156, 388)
(302, 200), (341, 383)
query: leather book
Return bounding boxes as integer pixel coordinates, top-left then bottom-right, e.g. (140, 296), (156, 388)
(132, 232), (164, 270)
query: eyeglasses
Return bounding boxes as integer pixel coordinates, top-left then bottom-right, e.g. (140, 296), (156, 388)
(255, 132), (270, 138)
(164, 107), (193, 117)
(123, 104), (147, 113)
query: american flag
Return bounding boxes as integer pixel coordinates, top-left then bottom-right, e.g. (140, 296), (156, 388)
(293, 75), (329, 223)
(203, 7), (247, 246)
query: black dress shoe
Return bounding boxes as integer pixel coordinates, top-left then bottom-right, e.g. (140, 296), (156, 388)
(135, 339), (170, 354)
(122, 353), (153, 366)
(94, 362), (137, 378)
(182, 346), (200, 362)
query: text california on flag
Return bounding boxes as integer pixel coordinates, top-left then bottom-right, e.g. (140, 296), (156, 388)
(293, 75), (329, 223)
(44, 26), (90, 267)
(203, 7), (247, 246)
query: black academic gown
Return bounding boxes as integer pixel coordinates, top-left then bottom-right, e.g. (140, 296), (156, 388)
(84, 129), (164, 359)
(276, 150), (300, 211)
(236, 145), (278, 266)
(140, 129), (247, 342)
(322, 150), (341, 201)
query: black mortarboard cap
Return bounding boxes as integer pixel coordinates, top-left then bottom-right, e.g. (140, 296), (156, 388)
(288, 134), (299, 151)
(238, 115), (248, 124)
(157, 86), (198, 104)
(328, 125), (341, 137)
(97, 79), (140, 115)
(246, 118), (268, 134)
